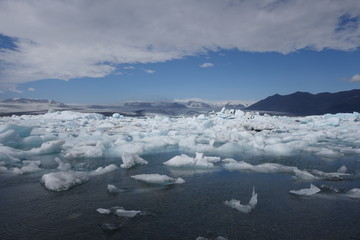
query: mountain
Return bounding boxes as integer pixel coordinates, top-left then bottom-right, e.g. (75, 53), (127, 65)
(1, 98), (67, 107)
(247, 89), (360, 115)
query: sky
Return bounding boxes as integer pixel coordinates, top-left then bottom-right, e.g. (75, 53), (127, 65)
(0, 0), (359, 104)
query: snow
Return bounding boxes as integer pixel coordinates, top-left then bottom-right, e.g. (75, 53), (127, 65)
(41, 171), (90, 191)
(120, 153), (148, 169)
(131, 174), (185, 185)
(290, 184), (321, 196)
(224, 187), (257, 214)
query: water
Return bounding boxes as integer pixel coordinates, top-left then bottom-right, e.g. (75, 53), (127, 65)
(1, 152), (360, 240)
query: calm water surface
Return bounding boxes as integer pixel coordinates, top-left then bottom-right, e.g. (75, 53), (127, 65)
(1, 151), (360, 240)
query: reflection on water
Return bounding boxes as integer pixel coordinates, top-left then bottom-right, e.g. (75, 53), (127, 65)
(0, 151), (360, 240)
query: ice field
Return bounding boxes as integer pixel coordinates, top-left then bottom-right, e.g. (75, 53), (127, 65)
(1, 108), (360, 239)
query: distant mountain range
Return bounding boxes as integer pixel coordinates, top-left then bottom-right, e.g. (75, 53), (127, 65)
(247, 89), (360, 115)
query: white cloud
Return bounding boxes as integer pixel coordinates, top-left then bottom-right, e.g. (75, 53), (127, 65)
(28, 87), (35, 91)
(123, 66), (135, 70)
(144, 69), (156, 74)
(200, 62), (214, 68)
(349, 74), (360, 82)
(0, 0), (359, 88)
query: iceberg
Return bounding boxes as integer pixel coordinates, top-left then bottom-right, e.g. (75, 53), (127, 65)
(41, 171), (89, 191)
(131, 174), (185, 185)
(290, 184), (321, 196)
(224, 187), (257, 214)
(120, 152), (148, 169)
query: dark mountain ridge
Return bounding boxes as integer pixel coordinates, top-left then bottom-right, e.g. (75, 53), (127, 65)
(247, 89), (360, 115)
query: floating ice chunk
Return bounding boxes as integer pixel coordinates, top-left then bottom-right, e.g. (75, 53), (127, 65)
(112, 113), (123, 119)
(90, 164), (118, 176)
(164, 154), (195, 167)
(164, 153), (220, 168)
(0, 166), (7, 173)
(293, 169), (319, 181)
(54, 157), (71, 171)
(131, 174), (185, 185)
(346, 188), (360, 199)
(290, 184), (321, 196)
(65, 141), (105, 159)
(41, 171), (89, 191)
(28, 140), (65, 155)
(224, 187), (257, 214)
(337, 165), (348, 173)
(224, 160), (296, 173)
(11, 160), (41, 175)
(196, 236), (228, 240)
(120, 153), (148, 169)
(248, 187), (258, 209)
(311, 169), (349, 181)
(115, 209), (141, 218)
(97, 208), (111, 214)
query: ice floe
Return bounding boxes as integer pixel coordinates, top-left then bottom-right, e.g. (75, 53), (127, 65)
(96, 206), (141, 218)
(224, 187), (257, 213)
(346, 188), (360, 199)
(290, 184), (321, 196)
(90, 164), (118, 176)
(96, 208), (111, 214)
(120, 152), (148, 169)
(41, 171), (89, 191)
(163, 153), (220, 168)
(131, 174), (185, 185)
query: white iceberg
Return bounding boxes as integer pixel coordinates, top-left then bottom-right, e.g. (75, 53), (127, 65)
(41, 171), (89, 191)
(120, 153), (148, 169)
(131, 174), (185, 185)
(224, 187), (257, 214)
(290, 184), (321, 196)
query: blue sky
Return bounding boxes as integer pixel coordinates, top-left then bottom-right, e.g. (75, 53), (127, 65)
(0, 0), (359, 104)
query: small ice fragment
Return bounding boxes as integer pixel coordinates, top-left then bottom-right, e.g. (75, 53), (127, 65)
(54, 157), (71, 171)
(91, 164), (118, 176)
(120, 153), (148, 169)
(96, 208), (111, 214)
(131, 174), (185, 185)
(107, 184), (129, 193)
(41, 171), (89, 191)
(248, 187), (257, 209)
(337, 165), (348, 173)
(196, 237), (228, 240)
(115, 209), (141, 218)
(293, 169), (319, 181)
(224, 187), (257, 214)
(346, 188), (360, 199)
(290, 184), (321, 196)
(224, 199), (251, 213)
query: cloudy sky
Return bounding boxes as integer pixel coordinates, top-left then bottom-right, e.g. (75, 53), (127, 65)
(0, 0), (359, 104)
